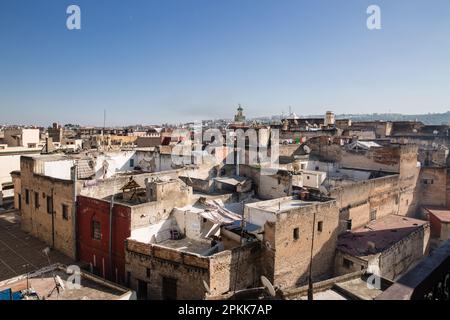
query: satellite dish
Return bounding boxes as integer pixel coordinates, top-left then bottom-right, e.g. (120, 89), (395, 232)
(319, 186), (329, 195)
(261, 276), (276, 297)
(203, 280), (210, 294)
(56, 275), (66, 291)
(42, 247), (51, 255)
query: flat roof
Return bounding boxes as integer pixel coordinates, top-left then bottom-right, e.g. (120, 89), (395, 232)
(423, 207), (450, 223)
(0, 147), (42, 156)
(245, 196), (316, 214)
(0, 265), (133, 300)
(214, 176), (251, 186)
(157, 238), (212, 255)
(337, 215), (428, 257)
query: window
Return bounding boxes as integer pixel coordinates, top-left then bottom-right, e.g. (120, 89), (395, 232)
(293, 227), (299, 240)
(34, 192), (39, 209)
(47, 196), (53, 214)
(370, 209), (377, 221)
(25, 189), (30, 205)
(62, 204), (69, 220)
(129, 158), (135, 167)
(92, 220), (101, 240)
(146, 268), (151, 278)
(300, 164), (305, 170)
(346, 219), (352, 230)
(317, 221), (323, 232)
(343, 258), (354, 269)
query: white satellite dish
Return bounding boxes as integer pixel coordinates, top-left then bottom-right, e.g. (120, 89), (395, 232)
(42, 247), (51, 255)
(261, 276), (276, 297)
(202, 280), (210, 294)
(56, 275), (65, 291)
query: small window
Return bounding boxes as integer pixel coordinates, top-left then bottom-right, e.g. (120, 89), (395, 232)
(146, 268), (151, 278)
(92, 221), (101, 240)
(47, 196), (53, 214)
(34, 192), (39, 209)
(62, 204), (69, 220)
(346, 219), (352, 230)
(129, 158), (135, 167)
(317, 221), (323, 232)
(300, 164), (305, 170)
(343, 258), (354, 269)
(315, 166), (319, 171)
(25, 189), (30, 205)
(293, 227), (299, 240)
(370, 209), (377, 221)
(307, 176), (310, 180)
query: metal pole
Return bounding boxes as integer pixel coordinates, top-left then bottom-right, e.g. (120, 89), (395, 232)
(308, 210), (316, 300)
(109, 192), (114, 280)
(51, 188), (55, 249)
(72, 165), (78, 260)
(25, 264), (29, 291)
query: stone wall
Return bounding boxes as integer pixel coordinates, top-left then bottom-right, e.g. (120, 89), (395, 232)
(331, 175), (402, 230)
(124, 239), (260, 299)
(261, 200), (339, 289)
(19, 156), (76, 258)
(419, 167), (447, 207)
(379, 224), (430, 280)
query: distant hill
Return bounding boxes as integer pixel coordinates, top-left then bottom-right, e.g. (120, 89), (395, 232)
(252, 111), (450, 126)
(334, 112), (450, 125)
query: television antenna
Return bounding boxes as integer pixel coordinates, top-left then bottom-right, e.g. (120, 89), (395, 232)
(42, 247), (65, 299)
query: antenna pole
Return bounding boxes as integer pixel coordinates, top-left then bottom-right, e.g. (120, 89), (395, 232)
(308, 210), (316, 300)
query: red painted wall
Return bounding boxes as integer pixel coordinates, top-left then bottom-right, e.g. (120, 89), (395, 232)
(77, 196), (131, 284)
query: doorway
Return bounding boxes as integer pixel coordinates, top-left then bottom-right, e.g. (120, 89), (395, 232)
(162, 277), (177, 300)
(137, 280), (148, 300)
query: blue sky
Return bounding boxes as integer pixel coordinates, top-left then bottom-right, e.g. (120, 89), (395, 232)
(1, 0), (450, 126)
